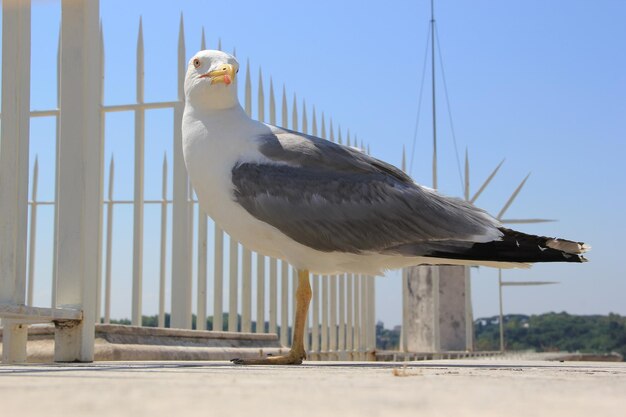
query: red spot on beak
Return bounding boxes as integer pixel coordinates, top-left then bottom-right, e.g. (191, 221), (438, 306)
(224, 75), (232, 85)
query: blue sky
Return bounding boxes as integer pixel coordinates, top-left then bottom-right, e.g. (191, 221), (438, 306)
(6, 0), (626, 326)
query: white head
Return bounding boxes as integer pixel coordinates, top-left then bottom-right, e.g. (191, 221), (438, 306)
(184, 50), (240, 110)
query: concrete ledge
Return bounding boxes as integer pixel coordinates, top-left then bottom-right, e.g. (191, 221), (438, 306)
(0, 324), (285, 362)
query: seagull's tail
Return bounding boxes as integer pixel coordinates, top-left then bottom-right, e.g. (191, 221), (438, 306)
(421, 228), (589, 267)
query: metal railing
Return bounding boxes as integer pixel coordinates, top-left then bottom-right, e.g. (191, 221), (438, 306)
(1, 0), (376, 362)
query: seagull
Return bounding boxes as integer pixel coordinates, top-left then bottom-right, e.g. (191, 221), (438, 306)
(182, 50), (589, 365)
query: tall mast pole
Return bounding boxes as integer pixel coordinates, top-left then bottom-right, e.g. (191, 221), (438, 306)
(431, 0), (438, 190)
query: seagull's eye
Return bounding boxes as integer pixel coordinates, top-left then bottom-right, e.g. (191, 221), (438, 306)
(193, 58), (201, 69)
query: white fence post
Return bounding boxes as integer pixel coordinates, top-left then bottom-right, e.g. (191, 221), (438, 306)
(0, 0), (31, 364)
(241, 61), (252, 333)
(132, 17), (145, 327)
(213, 226), (224, 331)
(171, 14), (192, 329)
(159, 154), (168, 327)
(54, 0), (101, 362)
(104, 157), (114, 324)
(26, 157), (39, 306)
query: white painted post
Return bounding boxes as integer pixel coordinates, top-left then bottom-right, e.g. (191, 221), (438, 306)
(0, 0), (31, 364)
(197, 210), (208, 330)
(321, 276), (329, 353)
(51, 29), (61, 310)
(346, 273), (353, 353)
(330, 276), (337, 354)
(256, 68), (266, 333)
(360, 275), (368, 359)
(171, 15), (192, 329)
(268, 77), (278, 335)
(240, 61), (253, 333)
(213, 226), (224, 331)
(104, 157), (114, 324)
(353, 275), (361, 358)
(132, 18), (145, 327)
(269, 256), (277, 334)
(338, 274), (345, 354)
(311, 276), (320, 354)
(280, 261), (289, 346)
(228, 237), (239, 332)
(242, 249), (252, 332)
(54, 0), (101, 362)
(368, 276), (376, 352)
(159, 154), (168, 327)
(26, 157), (39, 306)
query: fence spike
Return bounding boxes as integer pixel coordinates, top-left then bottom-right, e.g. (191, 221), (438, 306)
(497, 173), (531, 220)
(177, 13), (186, 99)
(302, 100), (308, 134)
(218, 37), (222, 51)
(329, 118), (334, 142)
(291, 93), (298, 131)
(269, 77), (276, 125)
(200, 26), (206, 50)
(470, 159), (505, 204)
(258, 67), (265, 122)
(244, 59), (252, 117)
(281, 85), (288, 128)
(321, 112), (327, 140)
(311, 106), (318, 137)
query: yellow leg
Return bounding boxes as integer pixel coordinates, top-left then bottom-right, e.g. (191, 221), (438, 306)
(232, 269), (311, 365)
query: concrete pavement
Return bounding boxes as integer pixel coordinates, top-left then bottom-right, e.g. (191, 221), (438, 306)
(1, 359), (625, 417)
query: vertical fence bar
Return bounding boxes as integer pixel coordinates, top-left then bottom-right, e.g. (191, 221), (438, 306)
(346, 273), (353, 353)
(95, 24), (105, 324)
(54, 0), (101, 361)
(353, 275), (361, 358)
(213, 225), (224, 331)
(241, 249), (252, 333)
(26, 157), (39, 306)
(228, 237), (239, 332)
(278, 85), (289, 344)
(0, 0), (31, 363)
(268, 77), (278, 335)
(240, 60), (253, 333)
(321, 276), (329, 354)
(329, 275), (337, 355)
(360, 275), (368, 359)
(158, 154), (167, 327)
(368, 275), (376, 352)
(132, 17), (145, 326)
(171, 14), (192, 329)
(51, 26), (61, 309)
(256, 69), (266, 333)
(338, 274), (345, 354)
(197, 210), (208, 330)
(312, 275), (320, 354)
(280, 261), (289, 346)
(104, 157), (114, 324)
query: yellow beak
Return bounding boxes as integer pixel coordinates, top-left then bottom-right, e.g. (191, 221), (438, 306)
(200, 64), (236, 85)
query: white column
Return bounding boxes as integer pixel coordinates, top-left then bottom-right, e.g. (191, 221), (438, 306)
(131, 18), (145, 326)
(158, 155), (167, 327)
(26, 158), (39, 306)
(54, 0), (101, 362)
(0, 0), (31, 364)
(171, 15), (192, 329)
(213, 226), (224, 331)
(197, 212), (208, 330)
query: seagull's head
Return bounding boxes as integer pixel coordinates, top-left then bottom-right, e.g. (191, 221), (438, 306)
(184, 50), (240, 110)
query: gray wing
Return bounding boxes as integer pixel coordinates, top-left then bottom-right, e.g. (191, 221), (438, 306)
(232, 127), (502, 254)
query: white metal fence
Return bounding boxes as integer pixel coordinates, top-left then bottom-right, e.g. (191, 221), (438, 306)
(0, 0), (376, 363)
